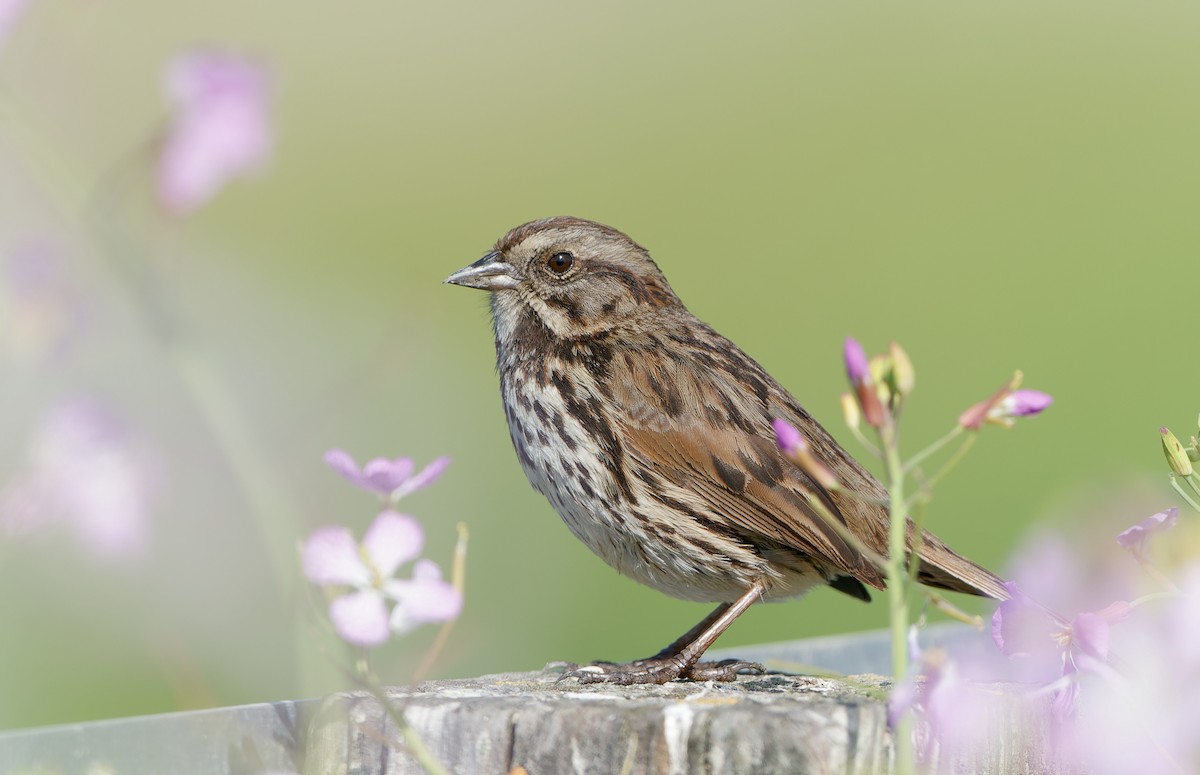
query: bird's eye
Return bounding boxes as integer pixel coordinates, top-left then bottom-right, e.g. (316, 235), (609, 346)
(546, 251), (575, 275)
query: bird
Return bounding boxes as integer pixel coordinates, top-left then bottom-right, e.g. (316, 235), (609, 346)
(445, 216), (1006, 684)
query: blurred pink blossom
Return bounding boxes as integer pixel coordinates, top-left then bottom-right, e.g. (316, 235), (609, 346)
(0, 397), (157, 557)
(157, 50), (272, 214)
(0, 0), (30, 46)
(302, 510), (461, 646)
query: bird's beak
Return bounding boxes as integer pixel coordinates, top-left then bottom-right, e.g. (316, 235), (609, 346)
(444, 250), (521, 291)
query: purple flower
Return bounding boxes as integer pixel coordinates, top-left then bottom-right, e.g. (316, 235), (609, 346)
(158, 51), (272, 214)
(771, 418), (806, 456)
(0, 0), (30, 46)
(1116, 508), (1178, 555)
(302, 511), (461, 646)
(960, 381), (1052, 430)
(324, 448), (450, 501)
(0, 397), (156, 557)
(1001, 390), (1053, 417)
(991, 580), (1129, 719)
(843, 337), (870, 385)
(890, 629), (999, 767)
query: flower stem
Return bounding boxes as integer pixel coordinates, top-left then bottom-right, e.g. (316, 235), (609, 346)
(1170, 477), (1200, 514)
(881, 426), (915, 774)
(910, 433), (978, 505)
(902, 424), (964, 474)
(1184, 472), (1200, 502)
(361, 677), (451, 775)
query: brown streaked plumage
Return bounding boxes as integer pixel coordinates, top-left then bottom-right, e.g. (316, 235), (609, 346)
(446, 216), (1007, 684)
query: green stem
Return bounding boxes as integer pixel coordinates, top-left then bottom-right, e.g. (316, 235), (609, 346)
(1170, 477), (1200, 514)
(882, 426), (915, 774)
(849, 425), (883, 459)
(1184, 472), (1200, 501)
(360, 673), (451, 775)
(910, 433), (978, 504)
(902, 424), (963, 474)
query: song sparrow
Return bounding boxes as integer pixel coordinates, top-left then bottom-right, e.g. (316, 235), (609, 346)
(445, 216), (1006, 685)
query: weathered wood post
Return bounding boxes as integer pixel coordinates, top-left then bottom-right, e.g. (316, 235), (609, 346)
(0, 625), (1069, 774)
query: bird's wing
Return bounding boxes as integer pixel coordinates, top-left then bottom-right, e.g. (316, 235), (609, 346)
(617, 417), (886, 590)
(599, 320), (1005, 599)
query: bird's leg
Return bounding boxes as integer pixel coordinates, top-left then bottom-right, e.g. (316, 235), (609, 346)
(640, 601), (732, 661)
(565, 581), (767, 685)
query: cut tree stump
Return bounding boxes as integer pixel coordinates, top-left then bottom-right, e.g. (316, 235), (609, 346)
(306, 669), (894, 775)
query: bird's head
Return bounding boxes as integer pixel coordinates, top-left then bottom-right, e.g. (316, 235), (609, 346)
(445, 216), (681, 340)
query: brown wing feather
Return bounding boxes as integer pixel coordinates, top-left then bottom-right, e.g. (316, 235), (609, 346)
(600, 315), (1007, 600)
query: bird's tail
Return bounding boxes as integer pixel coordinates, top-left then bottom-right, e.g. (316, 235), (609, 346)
(910, 526), (1010, 601)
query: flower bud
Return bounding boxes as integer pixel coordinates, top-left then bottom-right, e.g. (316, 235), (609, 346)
(1000, 390), (1053, 418)
(772, 418), (840, 490)
(843, 337), (870, 386)
(1161, 427), (1193, 476)
(772, 418), (804, 457)
(840, 392), (860, 432)
(959, 374), (1049, 430)
(889, 341), (915, 398)
(843, 337), (887, 428)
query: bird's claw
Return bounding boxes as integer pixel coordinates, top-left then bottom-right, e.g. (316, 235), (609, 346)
(557, 657), (764, 685)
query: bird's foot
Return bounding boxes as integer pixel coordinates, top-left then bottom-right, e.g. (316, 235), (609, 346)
(559, 657), (763, 685)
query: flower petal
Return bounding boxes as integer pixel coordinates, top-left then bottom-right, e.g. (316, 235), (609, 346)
(1071, 612), (1111, 661)
(329, 590), (391, 647)
(361, 457), (414, 494)
(302, 525), (369, 587)
(387, 559), (463, 633)
(324, 448), (364, 487)
(991, 582), (1057, 659)
(391, 456), (451, 499)
(362, 510), (423, 577)
(1115, 508), (1178, 553)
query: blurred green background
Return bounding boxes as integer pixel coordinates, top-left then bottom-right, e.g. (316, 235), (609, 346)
(1, 0), (1198, 729)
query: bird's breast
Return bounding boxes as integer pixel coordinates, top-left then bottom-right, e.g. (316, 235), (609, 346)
(495, 358), (805, 602)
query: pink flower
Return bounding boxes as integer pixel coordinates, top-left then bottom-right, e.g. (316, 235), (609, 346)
(324, 448), (450, 502)
(0, 397), (157, 557)
(158, 50), (272, 214)
(302, 511), (461, 647)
